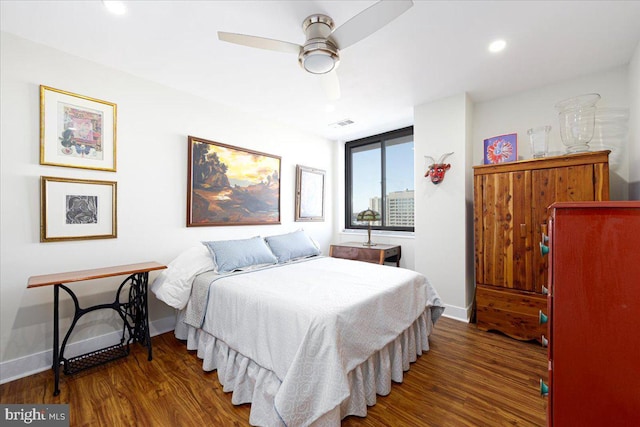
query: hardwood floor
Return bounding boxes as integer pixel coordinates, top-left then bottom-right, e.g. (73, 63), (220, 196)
(0, 317), (547, 426)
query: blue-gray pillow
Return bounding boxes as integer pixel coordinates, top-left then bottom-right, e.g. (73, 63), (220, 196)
(203, 236), (277, 273)
(265, 230), (320, 263)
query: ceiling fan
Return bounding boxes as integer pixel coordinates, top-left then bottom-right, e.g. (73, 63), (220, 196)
(217, 0), (414, 100)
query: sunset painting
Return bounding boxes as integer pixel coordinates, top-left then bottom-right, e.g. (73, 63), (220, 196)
(187, 137), (281, 226)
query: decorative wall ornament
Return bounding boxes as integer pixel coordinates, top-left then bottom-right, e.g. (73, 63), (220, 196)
(424, 152), (454, 184)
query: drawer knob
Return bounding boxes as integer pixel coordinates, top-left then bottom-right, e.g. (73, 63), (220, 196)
(539, 242), (549, 256)
(540, 379), (549, 397)
(539, 310), (548, 324)
(541, 335), (549, 347)
(542, 285), (549, 295)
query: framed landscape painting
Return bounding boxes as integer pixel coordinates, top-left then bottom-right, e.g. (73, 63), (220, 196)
(483, 133), (517, 164)
(187, 136), (281, 226)
(40, 85), (117, 171)
(41, 176), (117, 242)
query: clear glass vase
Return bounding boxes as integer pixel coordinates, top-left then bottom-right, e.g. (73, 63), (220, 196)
(590, 107), (629, 168)
(555, 93), (600, 154)
(527, 126), (551, 159)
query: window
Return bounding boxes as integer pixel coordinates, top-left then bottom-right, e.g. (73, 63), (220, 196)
(345, 126), (414, 232)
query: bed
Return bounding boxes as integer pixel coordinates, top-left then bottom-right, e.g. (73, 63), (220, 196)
(152, 232), (444, 427)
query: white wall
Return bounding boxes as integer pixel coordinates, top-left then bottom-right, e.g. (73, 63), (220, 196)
(414, 94), (473, 321)
(473, 66), (631, 200)
(0, 33), (334, 381)
(629, 41), (640, 200)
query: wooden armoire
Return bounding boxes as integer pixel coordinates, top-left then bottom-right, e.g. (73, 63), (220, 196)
(472, 150), (609, 341)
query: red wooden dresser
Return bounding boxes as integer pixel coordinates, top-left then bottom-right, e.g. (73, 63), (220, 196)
(542, 201), (640, 426)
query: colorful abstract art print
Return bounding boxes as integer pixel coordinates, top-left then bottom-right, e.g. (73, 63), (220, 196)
(484, 133), (517, 164)
(60, 104), (104, 156)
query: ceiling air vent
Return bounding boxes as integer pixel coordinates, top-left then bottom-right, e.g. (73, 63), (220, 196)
(329, 118), (355, 129)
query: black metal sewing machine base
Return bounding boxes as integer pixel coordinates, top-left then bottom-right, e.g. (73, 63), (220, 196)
(27, 262), (166, 396)
(63, 343), (130, 375)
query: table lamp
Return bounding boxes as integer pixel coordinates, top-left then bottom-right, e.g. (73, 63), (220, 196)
(356, 209), (381, 247)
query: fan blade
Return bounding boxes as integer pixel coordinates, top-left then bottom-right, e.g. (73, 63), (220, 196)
(218, 32), (301, 54)
(330, 0), (413, 50)
(320, 70), (341, 101)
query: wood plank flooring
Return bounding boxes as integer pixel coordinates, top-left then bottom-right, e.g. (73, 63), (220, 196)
(0, 317), (547, 426)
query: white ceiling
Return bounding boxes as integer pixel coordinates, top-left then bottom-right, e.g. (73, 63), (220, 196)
(2, 1), (640, 141)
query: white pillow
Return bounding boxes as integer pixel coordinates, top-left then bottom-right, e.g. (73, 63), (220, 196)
(151, 245), (214, 310)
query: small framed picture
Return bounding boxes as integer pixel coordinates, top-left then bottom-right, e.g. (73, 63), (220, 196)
(40, 85), (117, 171)
(295, 165), (325, 222)
(41, 176), (117, 242)
(484, 133), (517, 164)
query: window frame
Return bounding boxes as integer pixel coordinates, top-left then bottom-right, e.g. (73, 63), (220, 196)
(345, 126), (414, 233)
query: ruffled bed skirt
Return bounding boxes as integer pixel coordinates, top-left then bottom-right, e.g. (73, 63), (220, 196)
(175, 308), (435, 427)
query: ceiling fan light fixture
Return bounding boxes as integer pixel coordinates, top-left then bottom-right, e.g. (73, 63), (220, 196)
(217, 3), (413, 91)
(300, 50), (339, 74)
(298, 14), (339, 74)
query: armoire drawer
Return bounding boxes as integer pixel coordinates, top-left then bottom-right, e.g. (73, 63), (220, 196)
(476, 285), (547, 342)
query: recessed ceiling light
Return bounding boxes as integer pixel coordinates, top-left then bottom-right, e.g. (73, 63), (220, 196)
(103, 1), (127, 15)
(488, 39), (506, 53)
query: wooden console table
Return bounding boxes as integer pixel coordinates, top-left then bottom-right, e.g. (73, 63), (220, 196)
(27, 261), (167, 396)
(329, 242), (401, 267)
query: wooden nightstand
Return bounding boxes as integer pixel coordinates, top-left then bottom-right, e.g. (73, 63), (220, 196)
(329, 242), (401, 267)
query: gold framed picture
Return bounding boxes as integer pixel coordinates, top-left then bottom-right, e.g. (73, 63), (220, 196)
(187, 136), (281, 226)
(40, 85), (117, 171)
(41, 176), (117, 242)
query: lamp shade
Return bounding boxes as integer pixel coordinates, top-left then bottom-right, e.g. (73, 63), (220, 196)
(356, 209), (381, 222)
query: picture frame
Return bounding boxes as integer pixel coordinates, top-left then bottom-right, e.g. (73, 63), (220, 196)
(483, 133), (518, 164)
(187, 136), (281, 226)
(41, 176), (117, 242)
(40, 85), (117, 171)
(295, 165), (325, 222)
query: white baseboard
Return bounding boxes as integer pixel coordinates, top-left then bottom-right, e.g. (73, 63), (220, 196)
(440, 303), (472, 323)
(0, 315), (176, 385)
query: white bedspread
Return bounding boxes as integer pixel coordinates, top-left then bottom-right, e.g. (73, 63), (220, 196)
(184, 256), (443, 426)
